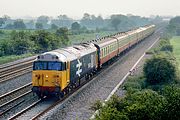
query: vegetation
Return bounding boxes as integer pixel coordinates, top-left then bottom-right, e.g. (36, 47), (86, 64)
(0, 29), (69, 58)
(170, 36), (180, 69)
(144, 56), (176, 85)
(0, 53), (33, 64)
(167, 16), (180, 36)
(0, 13), (151, 30)
(35, 22), (43, 29)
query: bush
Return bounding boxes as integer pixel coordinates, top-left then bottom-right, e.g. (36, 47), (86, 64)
(161, 85), (180, 120)
(159, 39), (173, 52)
(143, 56), (176, 85)
(95, 90), (167, 120)
(123, 76), (146, 94)
(125, 90), (166, 120)
(90, 100), (103, 111)
(96, 107), (128, 120)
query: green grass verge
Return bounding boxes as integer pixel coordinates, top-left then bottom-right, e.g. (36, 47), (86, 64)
(0, 53), (35, 65)
(170, 36), (180, 70)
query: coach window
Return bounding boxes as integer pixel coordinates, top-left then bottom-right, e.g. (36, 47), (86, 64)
(102, 49), (103, 57)
(105, 47), (107, 55)
(107, 46), (109, 54)
(104, 48), (105, 56)
(104, 48), (105, 57)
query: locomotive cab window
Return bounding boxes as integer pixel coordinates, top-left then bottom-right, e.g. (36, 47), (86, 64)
(33, 61), (65, 71)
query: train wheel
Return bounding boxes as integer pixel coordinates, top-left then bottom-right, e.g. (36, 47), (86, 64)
(57, 92), (64, 100)
(85, 74), (89, 80)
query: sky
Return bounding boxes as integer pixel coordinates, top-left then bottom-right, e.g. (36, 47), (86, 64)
(0, 0), (179, 19)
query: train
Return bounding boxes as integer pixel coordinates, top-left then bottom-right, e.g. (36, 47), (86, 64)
(32, 25), (155, 98)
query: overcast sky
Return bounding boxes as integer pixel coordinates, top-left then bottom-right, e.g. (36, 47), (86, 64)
(0, 0), (179, 18)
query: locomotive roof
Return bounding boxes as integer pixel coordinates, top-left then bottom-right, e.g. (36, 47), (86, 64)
(36, 43), (96, 62)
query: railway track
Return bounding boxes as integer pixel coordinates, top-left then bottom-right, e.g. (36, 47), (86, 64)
(0, 83), (32, 102)
(0, 91), (32, 116)
(0, 83), (32, 115)
(0, 56), (36, 83)
(8, 99), (42, 120)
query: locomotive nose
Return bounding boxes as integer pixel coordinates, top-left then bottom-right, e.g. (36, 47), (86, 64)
(32, 71), (61, 87)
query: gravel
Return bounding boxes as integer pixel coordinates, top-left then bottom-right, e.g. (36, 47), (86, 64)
(38, 32), (161, 120)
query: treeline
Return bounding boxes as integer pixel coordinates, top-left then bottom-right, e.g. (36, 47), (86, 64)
(0, 28), (69, 56)
(167, 16), (180, 36)
(0, 13), (155, 31)
(92, 21), (180, 120)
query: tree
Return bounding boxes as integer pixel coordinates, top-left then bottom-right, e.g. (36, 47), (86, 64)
(111, 17), (121, 31)
(13, 19), (26, 29)
(56, 27), (69, 45)
(161, 85), (180, 120)
(37, 15), (50, 28)
(143, 56), (176, 85)
(168, 16), (180, 35)
(0, 40), (14, 56)
(71, 22), (81, 31)
(95, 90), (166, 120)
(26, 20), (35, 29)
(124, 90), (166, 120)
(35, 22), (43, 29)
(5, 23), (14, 29)
(71, 22), (81, 34)
(10, 31), (33, 54)
(0, 15), (9, 27)
(51, 23), (58, 30)
(80, 13), (92, 28)
(30, 30), (61, 53)
(57, 14), (73, 27)
(96, 107), (128, 120)
(0, 18), (5, 27)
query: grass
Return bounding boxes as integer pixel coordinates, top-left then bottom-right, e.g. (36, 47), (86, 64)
(0, 53), (35, 65)
(170, 36), (180, 70)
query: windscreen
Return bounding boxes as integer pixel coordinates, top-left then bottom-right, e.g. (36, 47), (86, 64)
(33, 61), (62, 71)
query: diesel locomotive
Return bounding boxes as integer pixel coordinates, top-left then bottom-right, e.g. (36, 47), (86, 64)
(32, 25), (155, 98)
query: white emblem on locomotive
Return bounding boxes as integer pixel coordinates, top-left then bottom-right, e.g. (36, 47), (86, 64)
(76, 59), (82, 77)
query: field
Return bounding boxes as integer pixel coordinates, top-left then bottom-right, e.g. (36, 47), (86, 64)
(170, 36), (180, 69)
